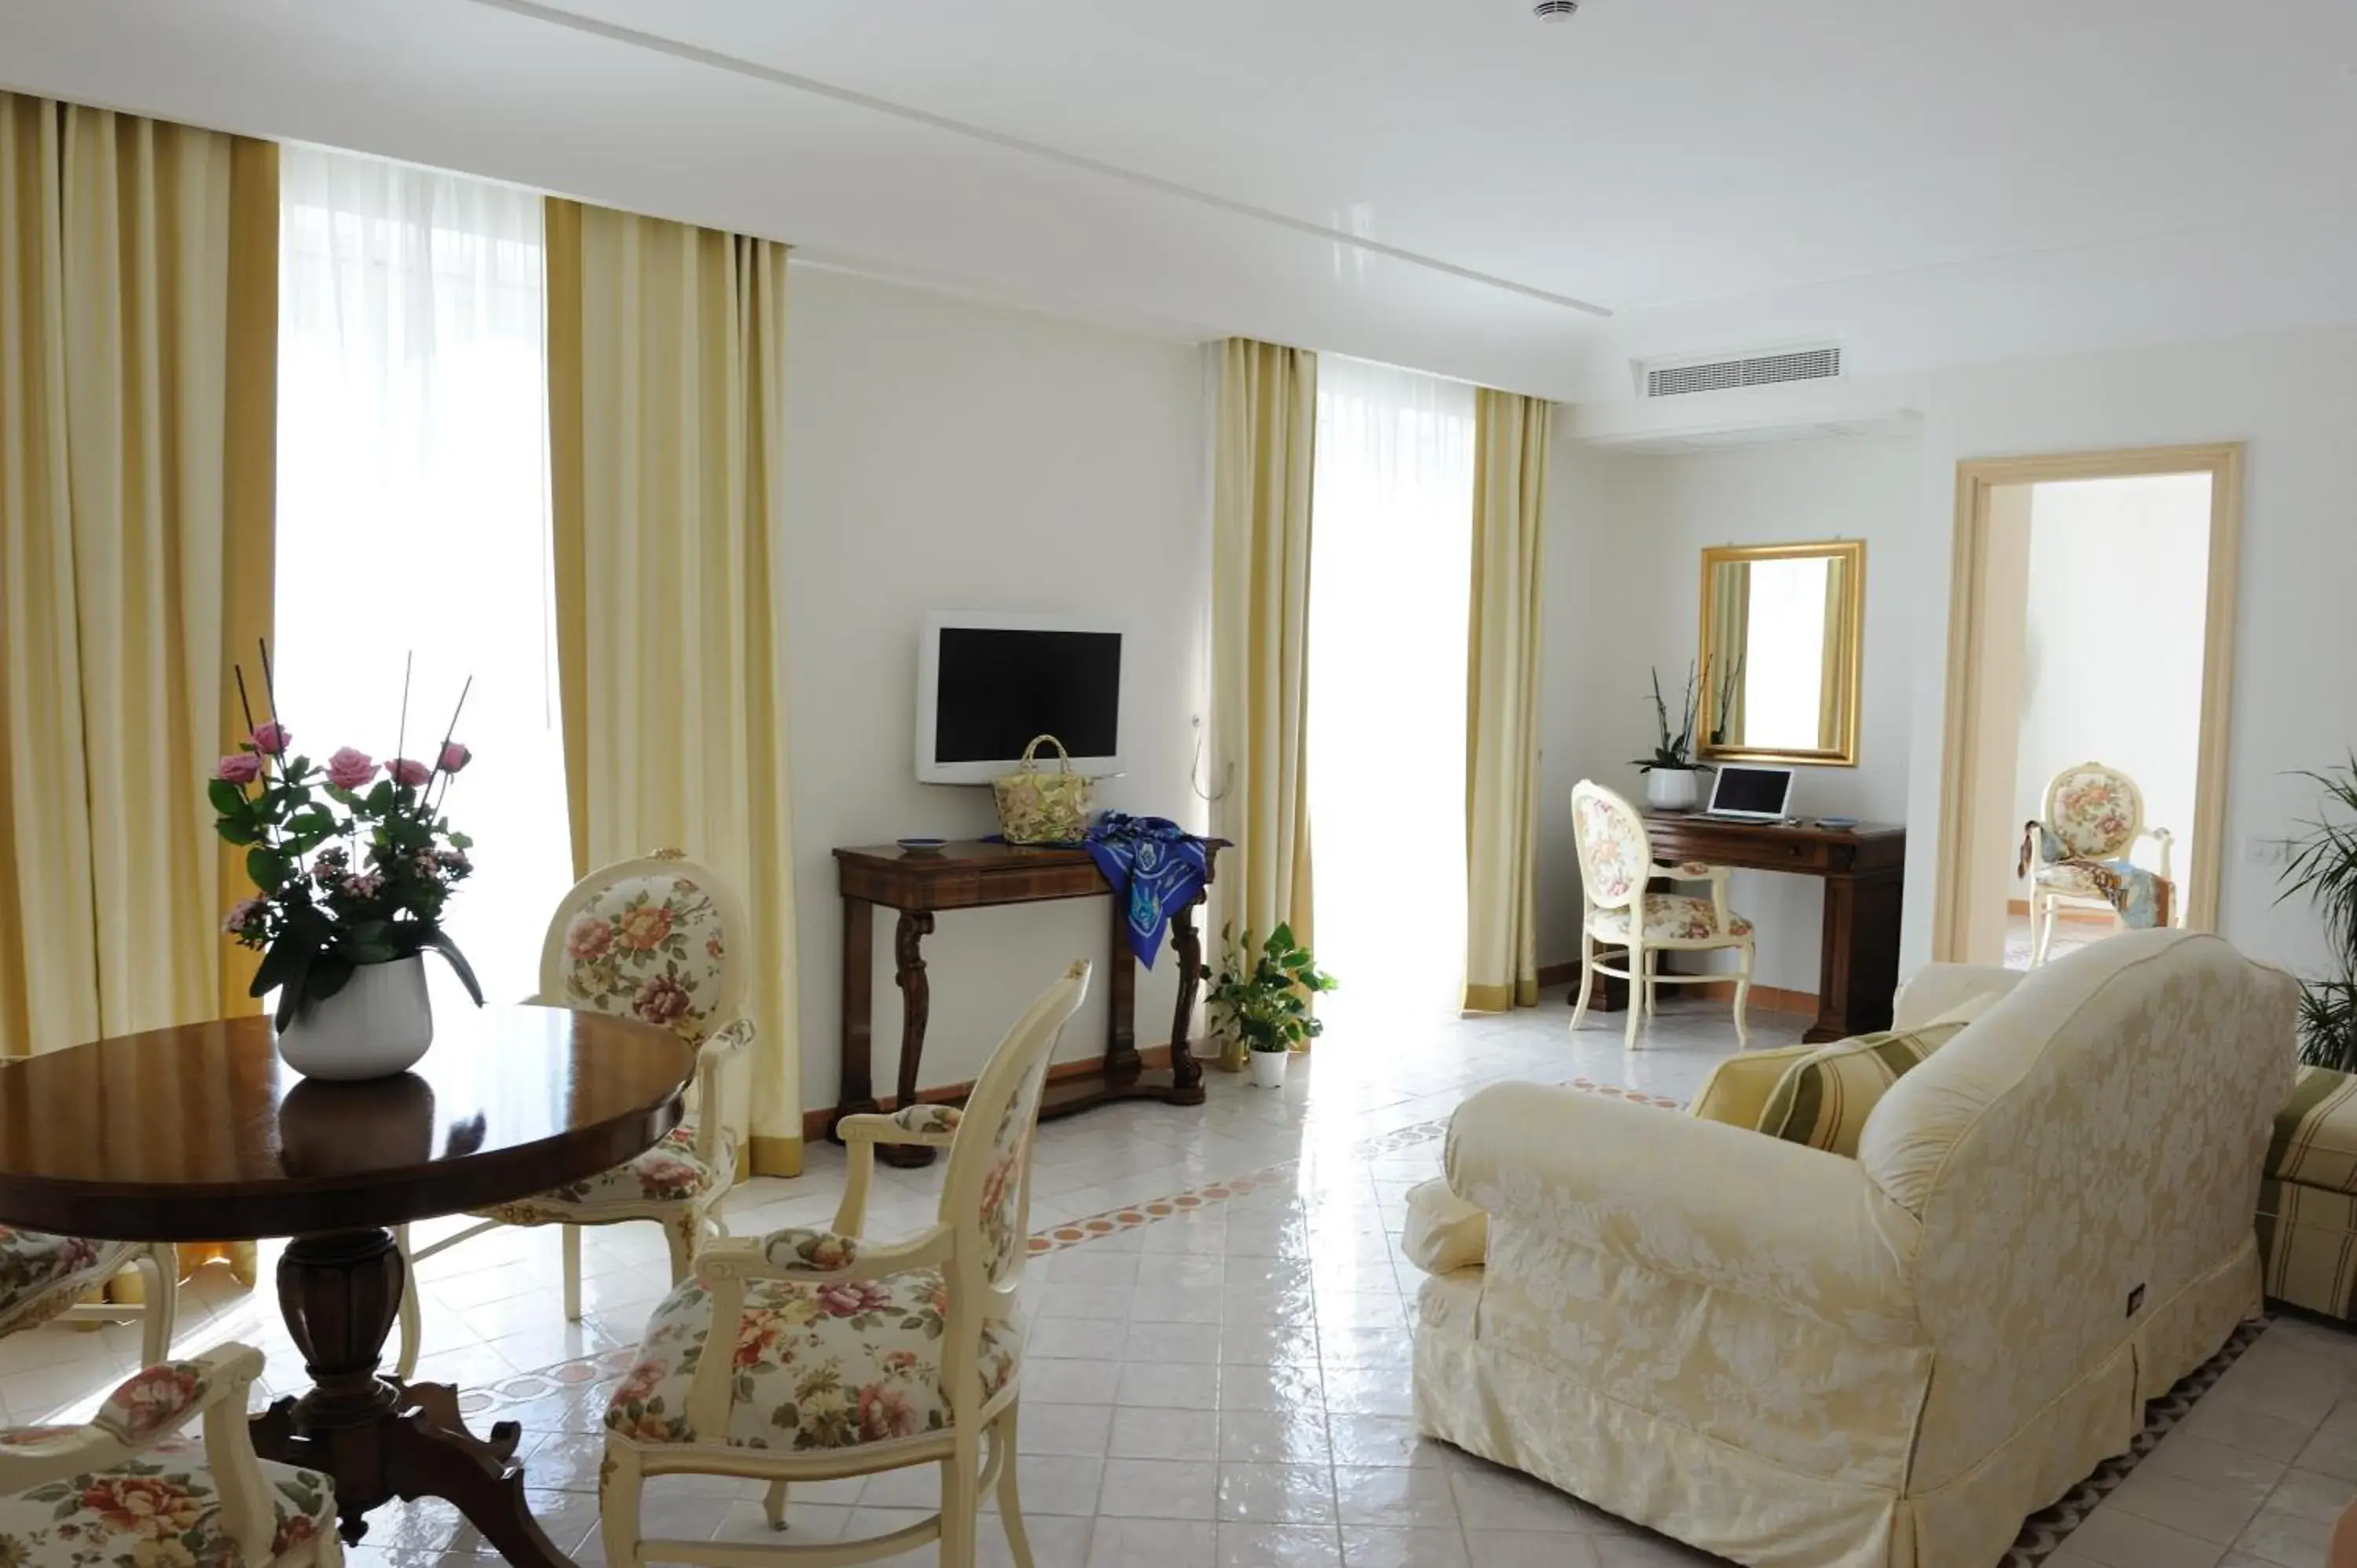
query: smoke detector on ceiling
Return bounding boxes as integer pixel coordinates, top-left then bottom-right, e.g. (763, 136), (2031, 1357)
(1534, 1), (1580, 20)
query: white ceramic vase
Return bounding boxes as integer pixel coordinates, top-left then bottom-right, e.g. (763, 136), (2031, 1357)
(1248, 1049), (1289, 1089)
(276, 954), (434, 1081)
(1645, 768), (1702, 811)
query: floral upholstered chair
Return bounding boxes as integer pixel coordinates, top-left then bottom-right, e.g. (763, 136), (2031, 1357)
(1568, 779), (1757, 1050)
(598, 962), (1091, 1568)
(394, 850), (753, 1378)
(2029, 761), (2176, 965)
(0, 1230), (177, 1364)
(0, 1343), (339, 1567)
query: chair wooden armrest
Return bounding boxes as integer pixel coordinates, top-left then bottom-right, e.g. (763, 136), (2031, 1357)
(2141, 826), (2176, 885)
(833, 1108), (963, 1234)
(1651, 861), (1736, 929)
(0, 1344), (276, 1563)
(689, 1017), (756, 1173)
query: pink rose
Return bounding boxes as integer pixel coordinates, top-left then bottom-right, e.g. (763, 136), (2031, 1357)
(325, 748), (377, 790)
(565, 915), (611, 962)
(387, 757), (432, 787)
(214, 753), (263, 784)
(815, 1280), (893, 1317)
(438, 741), (472, 773)
(632, 974), (694, 1030)
(249, 722), (291, 753)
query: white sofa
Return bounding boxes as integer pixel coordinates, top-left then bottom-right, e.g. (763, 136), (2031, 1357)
(1409, 929), (2298, 1568)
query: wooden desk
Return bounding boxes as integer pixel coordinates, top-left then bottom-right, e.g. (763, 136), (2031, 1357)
(833, 838), (1224, 1167)
(1637, 813), (1907, 1043)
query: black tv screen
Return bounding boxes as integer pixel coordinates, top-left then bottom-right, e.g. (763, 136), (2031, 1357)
(934, 628), (1122, 765)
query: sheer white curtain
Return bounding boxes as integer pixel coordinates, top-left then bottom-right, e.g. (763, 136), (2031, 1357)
(275, 146), (570, 1007)
(1307, 357), (1477, 1020)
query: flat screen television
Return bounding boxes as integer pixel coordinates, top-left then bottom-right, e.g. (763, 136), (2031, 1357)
(915, 611), (1126, 784)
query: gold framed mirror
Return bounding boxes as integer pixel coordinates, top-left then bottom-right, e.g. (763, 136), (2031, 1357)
(1698, 539), (1865, 767)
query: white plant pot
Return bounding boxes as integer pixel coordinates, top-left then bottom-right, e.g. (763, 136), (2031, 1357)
(1645, 768), (1702, 811)
(276, 955), (434, 1081)
(1248, 1050), (1289, 1089)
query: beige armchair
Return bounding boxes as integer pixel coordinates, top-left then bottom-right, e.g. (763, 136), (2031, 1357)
(0, 1343), (339, 1566)
(1411, 930), (2296, 1568)
(395, 849), (753, 1377)
(599, 961), (1091, 1568)
(1568, 779), (1756, 1047)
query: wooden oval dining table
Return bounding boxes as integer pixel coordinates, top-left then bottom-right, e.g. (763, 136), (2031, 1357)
(0, 1004), (695, 1566)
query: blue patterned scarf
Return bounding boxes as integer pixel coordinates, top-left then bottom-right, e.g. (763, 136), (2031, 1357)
(1084, 812), (1212, 969)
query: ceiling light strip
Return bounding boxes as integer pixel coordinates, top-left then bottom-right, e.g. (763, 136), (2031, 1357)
(466, 0), (1611, 319)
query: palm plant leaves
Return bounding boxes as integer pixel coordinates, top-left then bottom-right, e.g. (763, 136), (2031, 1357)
(2282, 753), (2357, 1069)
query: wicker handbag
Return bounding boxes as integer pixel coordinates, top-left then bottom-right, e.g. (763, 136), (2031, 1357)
(992, 734), (1094, 844)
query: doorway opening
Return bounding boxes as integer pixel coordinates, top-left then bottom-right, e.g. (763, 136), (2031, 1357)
(1933, 445), (2242, 966)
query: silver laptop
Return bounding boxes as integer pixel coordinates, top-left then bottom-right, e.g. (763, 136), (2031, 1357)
(1703, 764), (1796, 822)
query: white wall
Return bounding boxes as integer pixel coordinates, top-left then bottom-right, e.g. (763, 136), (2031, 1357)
(782, 267), (1208, 1114)
(2011, 474), (2211, 894)
(1900, 324), (2357, 981)
(1539, 432), (1924, 995)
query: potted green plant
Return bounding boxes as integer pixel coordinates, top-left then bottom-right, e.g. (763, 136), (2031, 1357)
(2282, 754), (2357, 1071)
(1202, 923), (1336, 1088)
(1631, 662), (1713, 811)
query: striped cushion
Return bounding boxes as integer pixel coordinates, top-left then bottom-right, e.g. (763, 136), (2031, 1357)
(2256, 1065), (2357, 1320)
(1756, 1021), (1970, 1158)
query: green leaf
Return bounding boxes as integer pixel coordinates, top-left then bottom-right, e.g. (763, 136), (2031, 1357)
(217, 819), (260, 846)
(420, 929), (486, 1006)
(365, 780), (394, 815)
(305, 956), (355, 1008)
(246, 847), (288, 893)
(207, 779), (250, 816)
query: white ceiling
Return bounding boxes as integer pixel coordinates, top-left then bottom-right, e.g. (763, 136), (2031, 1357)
(5, 0), (2355, 399)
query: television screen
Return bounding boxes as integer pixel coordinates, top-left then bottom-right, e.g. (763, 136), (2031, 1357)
(930, 625), (1122, 774)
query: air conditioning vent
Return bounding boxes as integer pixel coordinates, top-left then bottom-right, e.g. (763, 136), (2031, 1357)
(1644, 346), (1842, 399)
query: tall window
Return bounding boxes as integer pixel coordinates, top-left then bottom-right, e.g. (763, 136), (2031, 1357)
(275, 147), (570, 1005)
(1306, 357), (1477, 1020)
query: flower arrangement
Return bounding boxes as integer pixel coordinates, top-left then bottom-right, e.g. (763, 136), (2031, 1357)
(1632, 661), (1712, 774)
(211, 645), (484, 1028)
(1202, 923), (1336, 1054)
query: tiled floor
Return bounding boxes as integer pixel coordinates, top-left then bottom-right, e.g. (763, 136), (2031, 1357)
(5, 986), (2353, 1567)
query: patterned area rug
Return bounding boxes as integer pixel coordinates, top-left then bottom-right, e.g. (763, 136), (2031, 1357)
(460, 1075), (2271, 1567)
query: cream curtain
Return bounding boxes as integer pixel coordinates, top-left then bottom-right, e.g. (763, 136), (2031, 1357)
(1211, 339), (1318, 1068)
(544, 197), (801, 1174)
(1461, 388), (1552, 1013)
(0, 95), (277, 1057)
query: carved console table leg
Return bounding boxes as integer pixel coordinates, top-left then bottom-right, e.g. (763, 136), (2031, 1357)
(250, 1228), (574, 1566)
(830, 895), (878, 1143)
(1166, 897), (1209, 1101)
(881, 910), (939, 1169)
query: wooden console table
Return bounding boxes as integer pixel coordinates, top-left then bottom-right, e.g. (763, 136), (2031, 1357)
(832, 838), (1225, 1167)
(1627, 813), (1907, 1043)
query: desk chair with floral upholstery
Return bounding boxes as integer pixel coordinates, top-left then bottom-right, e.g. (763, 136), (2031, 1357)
(0, 1343), (339, 1567)
(1568, 779), (1757, 1049)
(2029, 761), (2176, 965)
(597, 961), (1091, 1568)
(0, 1056), (178, 1363)
(394, 850), (753, 1378)
(0, 1231), (177, 1364)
